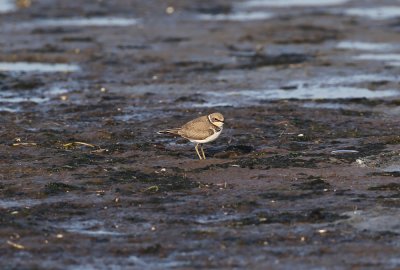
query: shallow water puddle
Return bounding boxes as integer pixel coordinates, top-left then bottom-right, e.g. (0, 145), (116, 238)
(242, 0), (349, 7)
(114, 110), (162, 122)
(342, 208), (400, 234)
(0, 92), (47, 103)
(0, 0), (16, 13)
(128, 255), (190, 269)
(0, 106), (17, 112)
(353, 54), (400, 66)
(203, 87), (398, 106)
(300, 74), (398, 85)
(0, 86), (70, 110)
(302, 99), (400, 114)
(58, 220), (126, 236)
(382, 164), (400, 172)
(13, 17), (139, 29)
(0, 62), (80, 73)
(251, 86), (397, 99)
(337, 41), (397, 51)
(198, 11), (273, 21)
(331, 150), (359, 154)
(0, 198), (42, 208)
(353, 54), (400, 61)
(218, 73), (399, 89)
(302, 102), (358, 110)
(46, 86), (70, 96)
(344, 6), (400, 20)
(195, 213), (241, 224)
(197, 73), (400, 107)
(0, 194), (83, 209)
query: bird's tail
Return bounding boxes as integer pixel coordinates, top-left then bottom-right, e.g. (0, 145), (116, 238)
(157, 128), (181, 135)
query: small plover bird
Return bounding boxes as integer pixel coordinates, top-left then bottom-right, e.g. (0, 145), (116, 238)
(158, 112), (224, 159)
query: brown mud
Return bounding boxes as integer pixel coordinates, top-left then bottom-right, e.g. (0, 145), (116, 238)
(0, 0), (400, 269)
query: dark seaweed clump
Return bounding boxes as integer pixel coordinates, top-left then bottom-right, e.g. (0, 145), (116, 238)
(293, 176), (331, 191)
(368, 183), (400, 191)
(237, 154), (318, 170)
(232, 208), (347, 226)
(43, 182), (84, 195)
(109, 169), (198, 192)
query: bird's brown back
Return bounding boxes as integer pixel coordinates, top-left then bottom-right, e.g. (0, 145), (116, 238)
(178, 116), (216, 140)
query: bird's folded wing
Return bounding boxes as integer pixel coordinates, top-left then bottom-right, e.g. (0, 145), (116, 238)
(179, 126), (214, 140)
(177, 116), (215, 140)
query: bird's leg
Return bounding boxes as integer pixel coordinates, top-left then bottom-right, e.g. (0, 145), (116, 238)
(200, 144), (206, 160)
(195, 143), (203, 160)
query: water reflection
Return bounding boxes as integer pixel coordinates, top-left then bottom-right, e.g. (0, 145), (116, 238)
(337, 41), (397, 51)
(58, 220), (126, 236)
(353, 54), (400, 66)
(0, 62), (80, 73)
(345, 6), (400, 20)
(198, 11), (273, 21)
(13, 17), (139, 29)
(215, 86), (397, 100)
(0, 0), (16, 13)
(243, 0), (349, 7)
(343, 207), (400, 234)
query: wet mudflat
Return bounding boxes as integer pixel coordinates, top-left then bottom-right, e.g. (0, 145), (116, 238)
(1, 0), (400, 269)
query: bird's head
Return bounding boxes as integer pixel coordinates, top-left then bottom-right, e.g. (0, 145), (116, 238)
(208, 112), (224, 127)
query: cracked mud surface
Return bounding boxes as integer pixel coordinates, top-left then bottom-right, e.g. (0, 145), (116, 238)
(1, 0), (400, 269)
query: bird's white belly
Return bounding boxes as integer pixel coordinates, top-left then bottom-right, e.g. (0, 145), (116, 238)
(189, 128), (222, 144)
